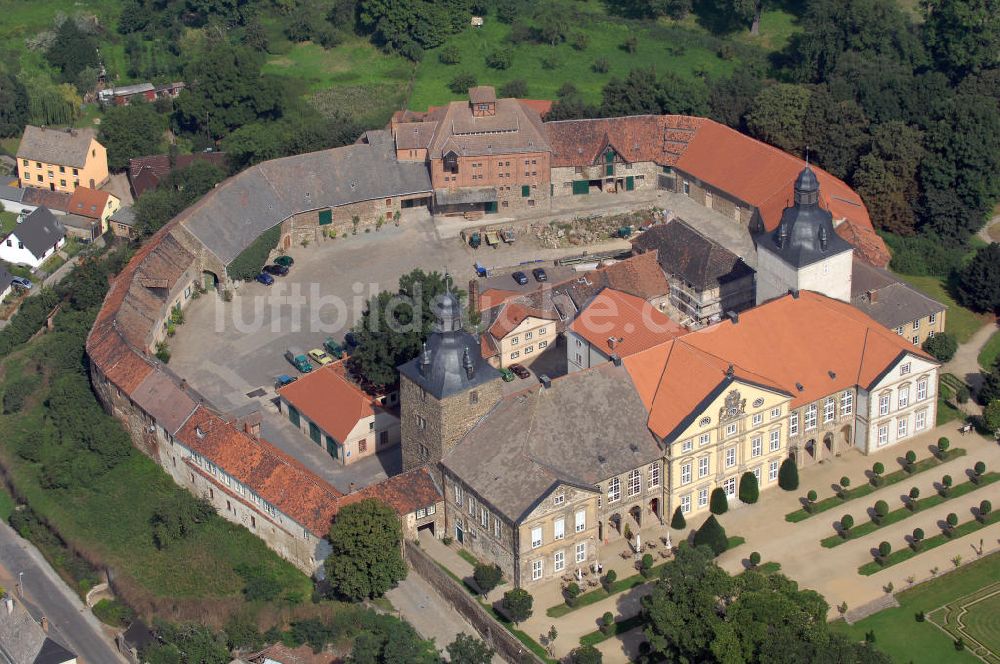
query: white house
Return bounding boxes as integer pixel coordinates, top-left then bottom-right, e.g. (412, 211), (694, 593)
(0, 207), (65, 268)
(856, 352), (939, 453)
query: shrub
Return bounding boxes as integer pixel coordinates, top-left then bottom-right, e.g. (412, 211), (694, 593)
(693, 515), (728, 556)
(973, 461), (987, 479)
(601, 569), (616, 592)
(923, 333), (958, 361)
(748, 551), (761, 568)
(905, 450), (917, 470)
(499, 79), (528, 98)
(913, 527), (925, 542)
(957, 385), (971, 404)
(486, 48), (513, 70)
(709, 487), (728, 514)
(622, 35), (637, 53)
(941, 474), (953, 496)
(937, 438), (950, 457)
(226, 224), (281, 281)
(955, 638), (966, 651)
(502, 588), (533, 625)
(438, 44), (461, 64)
(592, 57), (610, 73)
(806, 489), (818, 503)
(878, 541), (892, 560)
(448, 73), (478, 94)
(571, 31), (590, 51)
(564, 582), (581, 606)
(946, 512), (959, 527)
(473, 563), (502, 596)
(236, 563), (283, 601)
(738, 471), (759, 504)
(778, 458), (799, 490)
(3, 376), (38, 414)
(601, 611), (615, 634)
(980, 499), (992, 517)
(873, 500), (889, 522)
(909, 486), (920, 500)
(92, 598), (134, 627)
(871, 462), (885, 485)
(670, 506), (686, 529)
(640, 553), (654, 577)
(840, 514), (854, 533)
(571, 644), (603, 664)
(916, 610), (925, 622)
(442, 536), (453, 546)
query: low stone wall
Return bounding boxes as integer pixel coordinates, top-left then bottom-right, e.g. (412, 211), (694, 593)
(404, 542), (544, 664)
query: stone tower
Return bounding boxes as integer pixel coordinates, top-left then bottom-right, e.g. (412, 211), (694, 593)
(755, 166), (854, 305)
(398, 285), (503, 473)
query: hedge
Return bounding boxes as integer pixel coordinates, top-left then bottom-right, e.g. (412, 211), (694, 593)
(0, 288), (60, 357)
(226, 225), (282, 281)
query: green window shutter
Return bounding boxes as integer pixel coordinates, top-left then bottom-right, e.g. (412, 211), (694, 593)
(288, 405), (300, 427)
(309, 421), (321, 444)
(318, 209), (333, 225)
(605, 150), (615, 163)
(326, 436), (338, 458)
(521, 185), (530, 198)
(606, 164), (614, 176)
(626, 176), (635, 191)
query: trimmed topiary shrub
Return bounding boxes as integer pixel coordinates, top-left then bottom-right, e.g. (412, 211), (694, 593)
(693, 515), (728, 556)
(640, 553), (654, 577)
(670, 506), (686, 530)
(601, 611), (615, 635)
(738, 471), (759, 504)
(778, 458), (799, 491)
(838, 476), (851, 498)
(878, 541), (892, 562)
(748, 551), (761, 568)
(936, 438), (950, 458)
(973, 461), (987, 483)
(873, 500), (889, 523)
(840, 514), (854, 534)
(601, 569), (616, 592)
(710, 487), (728, 515)
(941, 474), (953, 496)
(904, 450), (917, 471)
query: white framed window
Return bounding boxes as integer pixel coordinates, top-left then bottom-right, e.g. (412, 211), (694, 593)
(877, 423), (888, 447)
(841, 390), (853, 416)
(878, 393), (890, 416)
(524, 346), (534, 355)
(680, 463), (692, 485)
(511, 336), (519, 346)
(770, 406), (781, 420)
(576, 542), (586, 563)
(554, 550), (565, 572)
(697, 487), (708, 508)
(510, 351), (519, 360)
(915, 409), (927, 431)
(725, 447), (736, 468)
(751, 437), (762, 457)
(769, 429), (780, 452)
(699, 433), (710, 446)
(752, 466), (761, 483)
(900, 362), (911, 376)
(895, 326), (904, 335)
(607, 477), (621, 502)
(805, 404), (817, 430)
(789, 412), (799, 436)
(554, 518), (565, 540)
(480, 507), (488, 527)
(525, 331), (533, 340)
(698, 457), (710, 478)
(929, 313), (937, 324)
(768, 459), (779, 482)
(725, 422), (738, 437)
(454, 484), (463, 506)
(912, 336), (919, 346)
(752, 413), (763, 427)
(917, 379), (927, 401)
(532, 559), (543, 580)
(824, 398), (835, 423)
(912, 319), (920, 331)
(627, 469), (641, 497)
(494, 517), (502, 538)
(682, 439), (693, 453)
(539, 340), (548, 349)
(898, 386), (909, 409)
(648, 463), (660, 488)
(928, 330), (935, 339)
(531, 527), (542, 548)
(468, 496), (476, 515)
(575, 510), (586, 533)
(897, 417), (908, 439)
(553, 493), (564, 506)
(723, 476), (737, 497)
(539, 327), (547, 335)
(680, 494), (691, 514)
(428, 503), (436, 515)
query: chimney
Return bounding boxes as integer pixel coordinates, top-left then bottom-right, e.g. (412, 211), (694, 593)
(539, 375), (552, 389)
(867, 289), (878, 303)
(611, 354), (622, 367)
(795, 382), (804, 392)
(349, 482), (356, 493)
(726, 311), (739, 324)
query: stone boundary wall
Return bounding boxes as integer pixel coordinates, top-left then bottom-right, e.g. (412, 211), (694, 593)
(404, 542), (544, 664)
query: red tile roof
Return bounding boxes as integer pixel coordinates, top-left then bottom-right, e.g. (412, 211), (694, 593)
(488, 301), (558, 340)
(625, 291), (935, 440)
(570, 289), (686, 359)
(277, 361), (376, 442)
(67, 187), (112, 220)
(545, 115), (703, 168)
(599, 251), (670, 300)
(334, 467), (441, 517)
(477, 287), (522, 311)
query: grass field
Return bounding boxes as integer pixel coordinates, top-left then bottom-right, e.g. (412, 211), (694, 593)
(928, 583), (1000, 663)
(897, 274), (992, 344)
(978, 330), (1000, 371)
(0, 211), (17, 237)
(833, 552), (999, 663)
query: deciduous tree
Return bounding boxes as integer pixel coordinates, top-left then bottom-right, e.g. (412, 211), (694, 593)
(325, 499), (407, 601)
(447, 633), (494, 664)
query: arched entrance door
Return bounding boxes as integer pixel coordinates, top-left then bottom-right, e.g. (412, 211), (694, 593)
(649, 498), (660, 522)
(840, 425), (852, 453)
(823, 432), (834, 455)
(629, 505), (642, 528)
(202, 270), (219, 291)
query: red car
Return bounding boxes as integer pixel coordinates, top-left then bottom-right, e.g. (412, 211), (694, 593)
(509, 363), (530, 379)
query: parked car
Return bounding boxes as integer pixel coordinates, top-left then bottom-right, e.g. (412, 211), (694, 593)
(274, 255), (294, 267)
(532, 268), (547, 282)
(10, 277), (32, 290)
(512, 271), (528, 286)
(284, 346), (313, 373)
(509, 363), (530, 379)
(274, 374), (298, 389)
(256, 272), (275, 286)
(309, 348), (333, 366)
(323, 337), (344, 358)
(345, 331), (359, 349)
(499, 367), (515, 382)
(263, 264), (289, 276)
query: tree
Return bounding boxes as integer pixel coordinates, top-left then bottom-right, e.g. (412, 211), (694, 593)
(0, 68), (29, 137)
(872, 462), (885, 484)
(535, 4), (569, 45)
(853, 122), (925, 235)
(473, 563), (502, 597)
(878, 541), (892, 559)
(904, 450), (917, 469)
(745, 83), (812, 155)
(873, 500), (889, 523)
(499, 79), (528, 98)
(709, 487), (728, 514)
(921, 0), (1000, 78)
(349, 269), (452, 387)
(485, 48), (512, 70)
(984, 400), (1000, 432)
(570, 644), (603, 664)
(150, 494), (215, 549)
(957, 243), (1000, 313)
(99, 102), (167, 171)
(446, 633), (494, 664)
(738, 471), (759, 504)
(802, 85), (869, 180)
(748, 551), (761, 568)
(708, 66), (766, 131)
(359, 0), (469, 54)
(501, 588), (533, 625)
(778, 458), (799, 491)
(693, 514), (728, 556)
(923, 333), (958, 361)
(840, 514), (854, 532)
(349, 614), (439, 664)
(325, 498), (407, 601)
(600, 68), (708, 118)
(449, 73), (477, 94)
(46, 18), (100, 90)
(980, 500), (992, 517)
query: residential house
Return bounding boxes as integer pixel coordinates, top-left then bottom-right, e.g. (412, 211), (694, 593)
(127, 151), (227, 198)
(67, 186), (120, 233)
(850, 259), (946, 347)
(277, 361), (401, 465)
(0, 183), (32, 215)
(0, 593), (78, 664)
(334, 466), (444, 539)
(480, 298), (564, 368)
(631, 218), (756, 326)
(109, 206), (138, 239)
(0, 207), (65, 268)
(21, 188), (71, 215)
(98, 81), (184, 106)
(16, 126), (108, 193)
(567, 288), (686, 372)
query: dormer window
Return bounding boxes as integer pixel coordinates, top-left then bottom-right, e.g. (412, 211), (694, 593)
(443, 151), (459, 174)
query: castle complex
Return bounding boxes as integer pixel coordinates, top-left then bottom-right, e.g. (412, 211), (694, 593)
(87, 87), (933, 582)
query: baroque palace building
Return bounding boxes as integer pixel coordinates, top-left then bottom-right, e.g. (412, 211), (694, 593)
(87, 86), (912, 579)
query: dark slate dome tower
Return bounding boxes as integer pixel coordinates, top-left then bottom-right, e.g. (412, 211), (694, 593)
(398, 280), (503, 472)
(755, 166), (854, 304)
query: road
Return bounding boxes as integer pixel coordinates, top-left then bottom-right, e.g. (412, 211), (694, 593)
(0, 518), (126, 664)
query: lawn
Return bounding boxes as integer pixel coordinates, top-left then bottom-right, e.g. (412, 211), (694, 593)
(832, 553), (999, 664)
(896, 274), (992, 344)
(0, 486), (13, 521)
(0, 211), (17, 236)
(0, 0), (121, 41)
(928, 583), (1000, 662)
(978, 330), (1000, 371)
